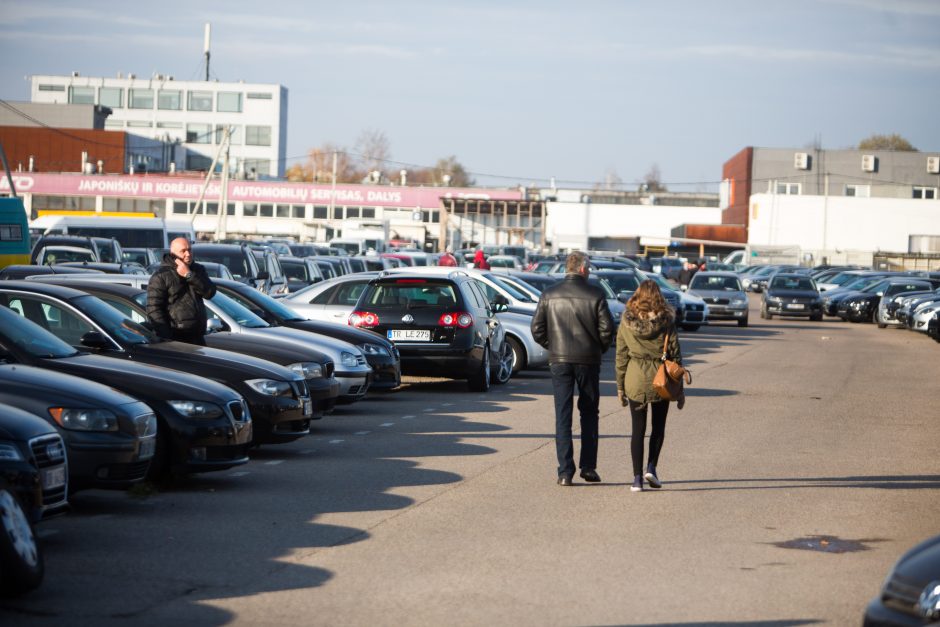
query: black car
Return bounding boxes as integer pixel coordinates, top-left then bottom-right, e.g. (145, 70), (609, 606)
(760, 273), (823, 320)
(0, 402), (69, 595)
(278, 256), (325, 292)
(0, 281), (308, 452)
(34, 279), (338, 422)
(349, 272), (506, 391)
(58, 261), (148, 275)
(863, 534), (940, 626)
(212, 278), (401, 390)
(0, 265), (104, 281)
(192, 243), (268, 292)
(0, 312), (158, 490)
(839, 278), (935, 324)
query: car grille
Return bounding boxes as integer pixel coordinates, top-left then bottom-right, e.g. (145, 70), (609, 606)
(880, 572), (924, 617)
(324, 361), (335, 378)
(226, 400), (250, 423)
(355, 354), (367, 367)
(704, 297), (730, 305)
(29, 434), (68, 508)
(290, 379), (309, 399)
(102, 460), (150, 481)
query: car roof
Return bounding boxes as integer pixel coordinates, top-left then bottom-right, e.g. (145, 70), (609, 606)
(691, 271), (740, 278)
(0, 279), (93, 299)
(36, 279), (144, 297)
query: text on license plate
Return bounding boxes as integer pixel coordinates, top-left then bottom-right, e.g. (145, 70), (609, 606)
(138, 437), (156, 460)
(388, 329), (431, 341)
(786, 303), (805, 310)
(42, 466), (66, 490)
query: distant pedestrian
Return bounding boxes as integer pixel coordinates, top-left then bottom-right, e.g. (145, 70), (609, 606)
(438, 246), (458, 267)
(678, 262), (697, 288)
(472, 249), (490, 270)
(147, 237), (216, 346)
(615, 279), (683, 492)
(531, 251), (615, 486)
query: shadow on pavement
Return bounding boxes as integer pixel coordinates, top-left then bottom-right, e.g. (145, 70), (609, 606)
(666, 474), (940, 491)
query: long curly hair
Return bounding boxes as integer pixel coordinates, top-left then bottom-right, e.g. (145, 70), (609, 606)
(627, 279), (672, 318)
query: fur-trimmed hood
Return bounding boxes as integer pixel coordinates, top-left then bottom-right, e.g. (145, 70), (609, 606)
(621, 308), (674, 340)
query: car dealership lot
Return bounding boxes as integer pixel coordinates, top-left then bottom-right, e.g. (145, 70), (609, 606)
(2, 295), (939, 626)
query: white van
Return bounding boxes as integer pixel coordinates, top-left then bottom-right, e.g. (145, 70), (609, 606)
(328, 237), (386, 255)
(30, 215), (170, 249)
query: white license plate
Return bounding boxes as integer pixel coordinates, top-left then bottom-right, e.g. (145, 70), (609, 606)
(786, 303), (805, 310)
(42, 466), (66, 490)
(388, 329), (431, 341)
(303, 399), (312, 416)
(138, 437), (156, 460)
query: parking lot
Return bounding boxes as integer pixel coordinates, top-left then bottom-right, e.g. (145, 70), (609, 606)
(2, 294), (939, 626)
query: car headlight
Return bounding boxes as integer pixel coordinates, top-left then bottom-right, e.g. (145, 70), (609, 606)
(765, 297), (780, 305)
(168, 401), (224, 419)
(0, 441), (24, 461)
(340, 351), (359, 368)
(731, 298), (747, 306)
(48, 407), (118, 431)
(288, 362), (323, 379)
(135, 413), (158, 436)
(359, 343), (390, 357)
(920, 580), (940, 620)
(245, 379), (292, 396)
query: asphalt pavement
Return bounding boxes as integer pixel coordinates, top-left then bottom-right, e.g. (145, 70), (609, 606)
(3, 294), (939, 626)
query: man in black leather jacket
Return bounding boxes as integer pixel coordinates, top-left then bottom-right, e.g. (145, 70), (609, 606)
(147, 237), (217, 345)
(531, 251), (614, 486)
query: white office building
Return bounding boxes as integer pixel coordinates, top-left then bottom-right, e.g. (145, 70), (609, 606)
(30, 73), (287, 178)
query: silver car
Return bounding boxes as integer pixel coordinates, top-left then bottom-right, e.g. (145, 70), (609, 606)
(687, 271), (749, 327)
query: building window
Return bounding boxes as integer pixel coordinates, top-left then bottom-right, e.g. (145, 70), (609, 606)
(127, 121), (153, 128)
(68, 86), (95, 104)
(226, 203), (235, 216)
(157, 121), (182, 129)
(243, 203), (258, 217)
(313, 205), (328, 219)
(173, 201), (189, 214)
(259, 204), (274, 217)
(102, 197), (160, 213)
(188, 91), (213, 111)
(773, 182), (800, 195)
(247, 92), (272, 100)
(362, 207), (375, 219)
(243, 159), (270, 177)
(214, 125), (242, 145)
(104, 119), (124, 129)
(186, 123), (212, 144)
(186, 153), (212, 170)
(129, 89), (154, 109)
(291, 205), (304, 219)
(346, 207), (360, 218)
(333, 206), (343, 219)
(913, 187), (937, 200)
(158, 90), (181, 110)
(39, 84), (65, 92)
(217, 92), (242, 112)
(245, 125), (271, 146)
(276, 204), (290, 218)
(99, 87), (123, 108)
(845, 185), (870, 198)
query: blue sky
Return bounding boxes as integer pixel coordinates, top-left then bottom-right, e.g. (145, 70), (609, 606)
(1, 0), (938, 190)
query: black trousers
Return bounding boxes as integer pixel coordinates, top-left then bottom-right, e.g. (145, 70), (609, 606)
(550, 362), (600, 478)
(171, 328), (207, 346)
(628, 399), (669, 476)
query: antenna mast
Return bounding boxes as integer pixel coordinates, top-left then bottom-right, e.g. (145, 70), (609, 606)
(203, 23), (211, 81)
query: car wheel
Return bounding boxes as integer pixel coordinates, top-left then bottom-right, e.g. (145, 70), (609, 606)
(467, 342), (491, 392)
(737, 317), (748, 327)
(493, 340), (513, 385)
(877, 322), (887, 329)
(0, 486), (43, 595)
(810, 312), (823, 321)
(145, 426), (172, 481)
(681, 324), (700, 332)
(506, 336), (525, 374)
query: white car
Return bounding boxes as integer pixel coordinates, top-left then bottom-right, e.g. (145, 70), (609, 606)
(280, 272), (380, 324)
(910, 299), (940, 333)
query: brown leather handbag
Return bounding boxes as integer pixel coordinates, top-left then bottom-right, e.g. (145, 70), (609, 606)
(652, 332), (691, 402)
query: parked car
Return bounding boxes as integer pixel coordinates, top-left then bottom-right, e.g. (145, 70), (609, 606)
(927, 313), (939, 342)
(278, 256), (325, 292)
(349, 272), (512, 389)
(250, 248), (290, 296)
(0, 308), (158, 490)
(838, 278), (935, 324)
(687, 271), (749, 327)
(649, 256), (685, 281)
(822, 274), (894, 317)
(760, 274), (823, 320)
(29, 235), (104, 265)
(863, 533), (940, 626)
(0, 280), (309, 448)
(281, 272), (381, 324)
(638, 270), (708, 330)
(211, 278), (401, 391)
(487, 255), (524, 271)
(0, 265), (104, 280)
(191, 243), (268, 293)
(122, 247), (162, 267)
(882, 289), (938, 327)
(32, 245), (97, 266)
(0, 402), (69, 595)
(57, 261), (148, 275)
(909, 297), (940, 333)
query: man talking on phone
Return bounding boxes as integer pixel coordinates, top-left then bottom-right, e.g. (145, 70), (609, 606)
(147, 237), (216, 345)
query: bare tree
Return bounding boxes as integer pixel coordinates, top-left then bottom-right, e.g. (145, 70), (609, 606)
(353, 129), (391, 179)
(285, 143), (357, 183)
(641, 164), (667, 192)
(858, 134), (917, 151)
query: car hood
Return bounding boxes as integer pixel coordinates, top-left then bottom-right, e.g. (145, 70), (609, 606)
(247, 327), (367, 368)
(38, 353), (238, 403)
(0, 363), (141, 409)
(690, 289), (747, 300)
(205, 331), (331, 367)
(137, 340), (302, 383)
(891, 534), (940, 586)
(281, 319), (393, 349)
(766, 289), (819, 299)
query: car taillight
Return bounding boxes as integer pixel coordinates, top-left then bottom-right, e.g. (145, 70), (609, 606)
(439, 312), (473, 328)
(349, 311), (380, 328)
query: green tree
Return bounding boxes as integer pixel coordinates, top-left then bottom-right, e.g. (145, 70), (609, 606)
(858, 134), (917, 151)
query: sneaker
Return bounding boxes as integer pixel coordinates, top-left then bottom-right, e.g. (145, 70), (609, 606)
(644, 466), (662, 489)
(630, 475), (643, 492)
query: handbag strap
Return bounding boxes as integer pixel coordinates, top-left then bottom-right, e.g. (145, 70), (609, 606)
(661, 332), (669, 362)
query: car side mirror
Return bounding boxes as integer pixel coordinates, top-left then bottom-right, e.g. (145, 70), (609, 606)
(492, 294), (509, 306)
(80, 331), (111, 349)
(206, 318), (224, 334)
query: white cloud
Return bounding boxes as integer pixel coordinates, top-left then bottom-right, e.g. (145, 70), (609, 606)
(0, 5), (156, 27)
(666, 43), (940, 70)
(820, 0), (940, 17)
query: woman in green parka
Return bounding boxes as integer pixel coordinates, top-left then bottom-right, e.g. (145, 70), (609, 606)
(615, 280), (683, 492)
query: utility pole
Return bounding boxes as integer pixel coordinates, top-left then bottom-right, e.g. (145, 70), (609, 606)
(203, 23), (211, 81)
(329, 150), (337, 225)
(216, 127), (231, 241)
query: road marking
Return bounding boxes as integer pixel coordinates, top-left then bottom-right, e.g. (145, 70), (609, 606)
(441, 402), (455, 407)
(354, 430), (371, 435)
(329, 439), (344, 444)
(379, 422), (394, 427)
(265, 460), (284, 466)
(229, 471), (250, 477)
(401, 415), (415, 419)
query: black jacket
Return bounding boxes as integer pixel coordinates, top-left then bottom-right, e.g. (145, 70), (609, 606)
(530, 273), (614, 365)
(146, 253), (217, 338)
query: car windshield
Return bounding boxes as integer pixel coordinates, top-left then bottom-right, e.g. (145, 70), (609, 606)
(827, 272), (862, 286)
(770, 277), (815, 291)
(223, 286), (304, 322)
(365, 280), (459, 309)
(638, 271), (677, 293)
(690, 275), (742, 291)
(587, 276), (616, 298)
(209, 292), (270, 328)
(601, 273), (640, 293)
(195, 250), (249, 280)
(845, 276), (882, 291)
(0, 306), (80, 358)
(484, 273), (534, 302)
(72, 295), (157, 344)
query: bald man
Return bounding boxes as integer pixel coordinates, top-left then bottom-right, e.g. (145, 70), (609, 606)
(146, 237), (216, 345)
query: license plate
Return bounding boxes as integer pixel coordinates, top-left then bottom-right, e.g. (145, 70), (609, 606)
(786, 303), (805, 310)
(388, 329), (431, 341)
(139, 437), (156, 460)
(42, 466), (66, 490)
(303, 399), (312, 416)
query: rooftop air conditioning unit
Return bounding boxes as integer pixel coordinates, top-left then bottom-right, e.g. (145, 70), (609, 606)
(128, 73), (136, 80)
(71, 71), (80, 77)
(861, 154), (877, 172)
(928, 156), (940, 174)
(794, 152), (809, 170)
